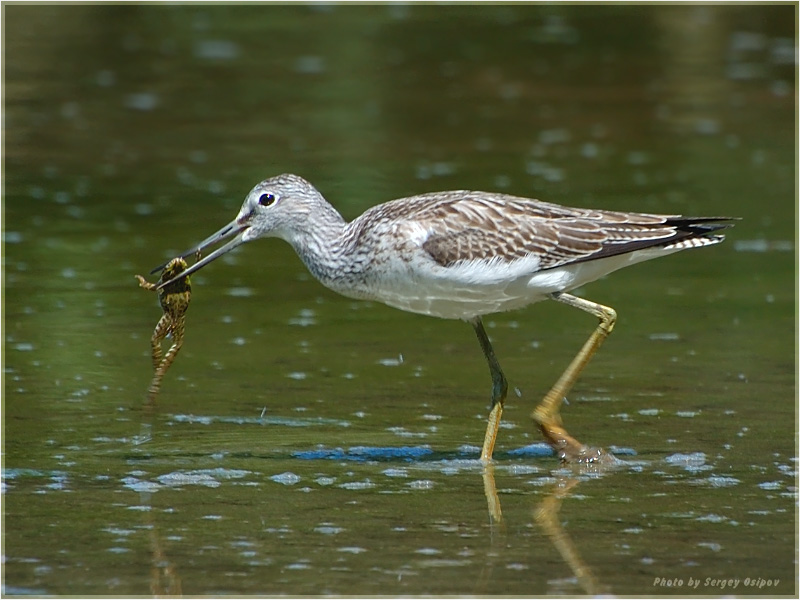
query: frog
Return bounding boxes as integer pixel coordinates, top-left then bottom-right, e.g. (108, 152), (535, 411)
(136, 257), (191, 402)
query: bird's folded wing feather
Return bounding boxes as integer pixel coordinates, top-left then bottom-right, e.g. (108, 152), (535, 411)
(413, 193), (681, 270)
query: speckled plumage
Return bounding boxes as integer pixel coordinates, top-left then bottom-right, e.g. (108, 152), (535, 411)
(186, 174), (726, 320)
(338, 187), (727, 307)
(157, 174), (729, 319)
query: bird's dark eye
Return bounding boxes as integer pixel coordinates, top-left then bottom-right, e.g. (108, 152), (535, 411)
(259, 192), (277, 206)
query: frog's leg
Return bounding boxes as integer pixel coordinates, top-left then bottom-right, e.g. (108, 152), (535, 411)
(150, 315), (170, 371)
(158, 324), (184, 378)
(136, 275), (157, 291)
(148, 318), (185, 402)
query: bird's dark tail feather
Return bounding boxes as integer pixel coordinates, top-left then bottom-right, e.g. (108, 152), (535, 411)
(669, 216), (738, 237)
(566, 216), (738, 267)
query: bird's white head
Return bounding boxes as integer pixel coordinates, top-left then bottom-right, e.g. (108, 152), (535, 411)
(236, 173), (326, 243)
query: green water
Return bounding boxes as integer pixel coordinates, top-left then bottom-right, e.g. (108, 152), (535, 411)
(3, 4), (796, 597)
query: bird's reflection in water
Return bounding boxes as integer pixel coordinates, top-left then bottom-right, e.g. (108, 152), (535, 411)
(479, 462), (612, 596)
(473, 463), (506, 594)
(534, 476), (606, 596)
(482, 463), (504, 526)
(132, 388), (612, 598)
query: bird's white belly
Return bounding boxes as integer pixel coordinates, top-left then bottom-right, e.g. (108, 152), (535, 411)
(354, 245), (682, 320)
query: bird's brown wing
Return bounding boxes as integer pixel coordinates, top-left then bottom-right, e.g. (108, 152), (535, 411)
(410, 192), (686, 270)
(351, 190), (731, 271)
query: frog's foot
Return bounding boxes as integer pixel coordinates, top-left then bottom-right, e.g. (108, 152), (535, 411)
(136, 274), (157, 291)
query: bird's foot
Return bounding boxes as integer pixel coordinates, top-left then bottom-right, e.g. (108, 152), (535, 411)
(538, 421), (616, 467)
(556, 442), (609, 465)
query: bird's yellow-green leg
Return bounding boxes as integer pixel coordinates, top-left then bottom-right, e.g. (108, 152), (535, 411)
(531, 292), (616, 463)
(471, 317), (509, 463)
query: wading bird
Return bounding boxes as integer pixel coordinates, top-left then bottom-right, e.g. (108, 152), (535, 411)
(154, 174), (732, 463)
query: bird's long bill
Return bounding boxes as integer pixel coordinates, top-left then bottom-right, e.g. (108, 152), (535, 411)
(152, 220), (249, 290)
